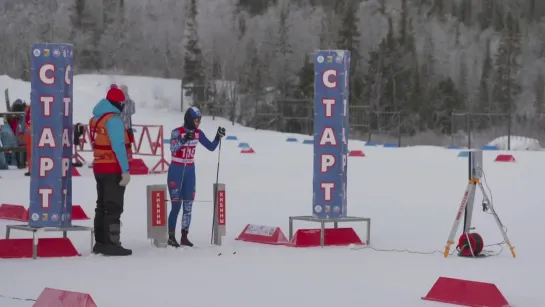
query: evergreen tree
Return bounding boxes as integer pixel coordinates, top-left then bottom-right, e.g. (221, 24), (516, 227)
(478, 40), (493, 113)
(335, 0), (363, 102)
(233, 8), (247, 41)
(99, 0), (127, 70)
(457, 53), (469, 109)
(182, 0), (206, 109)
(363, 18), (405, 113)
(275, 1), (294, 96)
(296, 53), (314, 99)
(241, 38), (264, 95)
(396, 0), (420, 130)
(69, 0), (102, 71)
(456, 0), (473, 27)
(236, 0), (276, 15)
(492, 12), (522, 113)
(318, 8), (338, 49)
(433, 77), (463, 133)
(534, 72), (545, 113)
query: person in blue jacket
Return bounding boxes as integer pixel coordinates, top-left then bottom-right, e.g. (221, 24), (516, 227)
(167, 107), (225, 247)
(88, 85), (132, 256)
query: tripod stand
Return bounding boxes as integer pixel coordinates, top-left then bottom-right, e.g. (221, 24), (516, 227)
(443, 150), (516, 258)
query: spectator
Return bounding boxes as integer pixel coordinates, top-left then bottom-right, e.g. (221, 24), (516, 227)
(119, 84), (136, 153)
(0, 125), (6, 170)
(0, 120), (17, 170)
(4, 99), (25, 166)
(7, 99), (24, 135)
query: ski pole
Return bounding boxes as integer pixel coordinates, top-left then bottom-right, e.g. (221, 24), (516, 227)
(211, 140), (222, 244)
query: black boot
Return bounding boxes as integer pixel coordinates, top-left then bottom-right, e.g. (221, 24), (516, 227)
(95, 223), (132, 256)
(24, 172), (30, 176)
(180, 230), (193, 247)
(92, 213), (105, 254)
(168, 232), (181, 248)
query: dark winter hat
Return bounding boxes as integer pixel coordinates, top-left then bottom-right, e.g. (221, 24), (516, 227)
(184, 107), (202, 129)
(106, 84), (125, 103)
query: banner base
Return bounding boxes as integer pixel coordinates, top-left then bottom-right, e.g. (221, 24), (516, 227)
(288, 215), (371, 247)
(4, 224), (93, 259)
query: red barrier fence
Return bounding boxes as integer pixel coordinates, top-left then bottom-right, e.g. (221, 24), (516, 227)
(74, 124), (169, 174)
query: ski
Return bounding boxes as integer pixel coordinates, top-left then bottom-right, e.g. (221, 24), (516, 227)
(170, 244), (237, 256)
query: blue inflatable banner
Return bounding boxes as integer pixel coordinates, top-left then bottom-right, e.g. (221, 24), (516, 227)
(313, 50), (350, 218)
(28, 43), (74, 228)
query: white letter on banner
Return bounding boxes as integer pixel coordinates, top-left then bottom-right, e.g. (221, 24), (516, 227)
(62, 128), (70, 148)
(322, 98), (336, 117)
(321, 154), (335, 173)
(65, 65), (71, 85)
(39, 64), (55, 85)
(63, 97), (71, 117)
(40, 96), (54, 116)
(39, 157), (54, 177)
(61, 157), (70, 178)
(322, 69), (337, 88)
(321, 182), (335, 201)
(319, 127), (337, 145)
(38, 188), (53, 208)
(38, 128), (56, 148)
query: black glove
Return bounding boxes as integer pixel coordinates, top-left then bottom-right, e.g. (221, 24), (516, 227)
(182, 130), (195, 143)
(215, 126), (226, 141)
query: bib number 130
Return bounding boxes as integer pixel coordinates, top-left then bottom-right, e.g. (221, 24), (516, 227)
(181, 147), (196, 159)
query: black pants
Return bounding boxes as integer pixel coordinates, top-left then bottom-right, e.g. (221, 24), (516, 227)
(94, 173), (125, 245)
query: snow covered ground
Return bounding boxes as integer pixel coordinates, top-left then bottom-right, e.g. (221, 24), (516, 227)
(488, 135), (542, 151)
(0, 75), (544, 306)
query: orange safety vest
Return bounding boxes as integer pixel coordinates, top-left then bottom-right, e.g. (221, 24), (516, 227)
(89, 113), (131, 174)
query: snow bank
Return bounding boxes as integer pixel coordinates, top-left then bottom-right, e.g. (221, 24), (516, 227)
(75, 74), (183, 111)
(488, 135), (542, 151)
(0, 74), (184, 113)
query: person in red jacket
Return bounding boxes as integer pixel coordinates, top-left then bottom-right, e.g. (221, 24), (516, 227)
(88, 85), (132, 256)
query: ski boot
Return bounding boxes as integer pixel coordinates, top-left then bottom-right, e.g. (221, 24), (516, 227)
(180, 230), (193, 247)
(168, 232), (181, 248)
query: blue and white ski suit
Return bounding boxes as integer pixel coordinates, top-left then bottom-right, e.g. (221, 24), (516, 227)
(167, 126), (219, 233)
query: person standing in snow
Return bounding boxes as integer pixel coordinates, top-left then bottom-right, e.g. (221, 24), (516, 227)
(24, 104), (31, 175)
(167, 107), (225, 247)
(119, 85), (136, 153)
(88, 85), (132, 256)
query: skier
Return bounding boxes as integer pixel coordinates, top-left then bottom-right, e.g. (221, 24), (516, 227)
(167, 106), (225, 247)
(88, 85), (132, 256)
